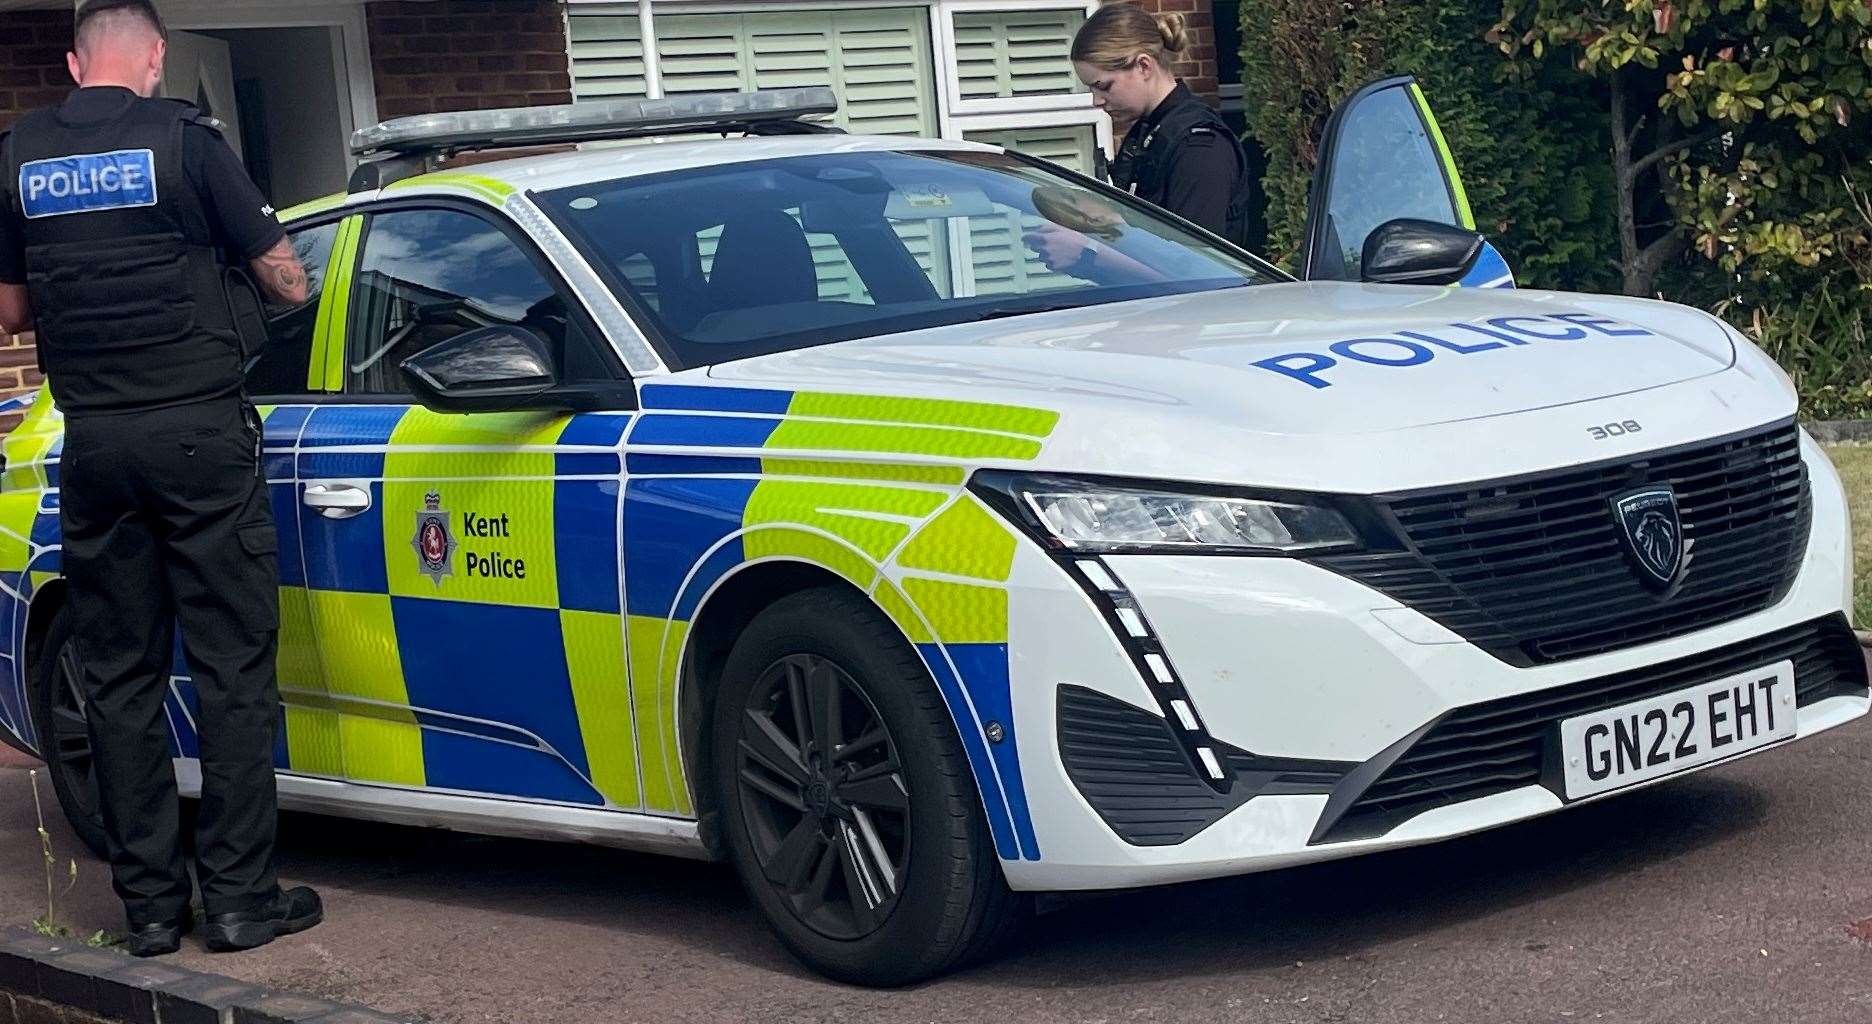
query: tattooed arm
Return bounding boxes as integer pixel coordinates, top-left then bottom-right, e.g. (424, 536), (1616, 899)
(249, 237), (309, 307)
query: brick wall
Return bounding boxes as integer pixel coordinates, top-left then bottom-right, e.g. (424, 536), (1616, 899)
(0, 11), (74, 131)
(367, 0), (573, 119)
(0, 11), (71, 433)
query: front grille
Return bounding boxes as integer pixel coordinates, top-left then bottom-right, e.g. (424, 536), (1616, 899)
(1317, 420), (1810, 665)
(1313, 614), (1866, 844)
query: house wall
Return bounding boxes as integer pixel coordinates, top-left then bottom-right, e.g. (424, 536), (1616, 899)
(0, 11), (74, 131)
(367, 0), (574, 118)
(0, 11), (70, 430)
(0, 2), (581, 430)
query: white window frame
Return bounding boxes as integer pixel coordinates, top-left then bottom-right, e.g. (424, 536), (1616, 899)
(948, 108), (1107, 164)
(567, 0), (1114, 158)
(933, 0), (1098, 116)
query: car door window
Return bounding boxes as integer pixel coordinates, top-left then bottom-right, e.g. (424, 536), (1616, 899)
(247, 220), (340, 396)
(347, 207), (613, 394)
(1304, 79), (1467, 281)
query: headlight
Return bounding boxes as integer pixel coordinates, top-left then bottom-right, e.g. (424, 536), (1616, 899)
(974, 473), (1362, 555)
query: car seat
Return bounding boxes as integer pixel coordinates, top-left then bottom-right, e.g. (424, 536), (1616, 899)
(709, 208), (818, 312)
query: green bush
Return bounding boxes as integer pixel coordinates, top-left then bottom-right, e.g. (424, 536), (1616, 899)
(1730, 283), (1872, 421)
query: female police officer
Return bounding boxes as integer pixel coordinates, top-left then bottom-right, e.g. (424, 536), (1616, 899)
(1025, 5), (1255, 275)
(1079, 5), (1251, 240)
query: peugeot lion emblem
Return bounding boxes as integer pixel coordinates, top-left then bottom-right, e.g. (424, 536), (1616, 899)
(1611, 486), (1684, 589)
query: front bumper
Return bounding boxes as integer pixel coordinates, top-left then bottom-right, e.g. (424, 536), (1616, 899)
(998, 435), (1867, 892)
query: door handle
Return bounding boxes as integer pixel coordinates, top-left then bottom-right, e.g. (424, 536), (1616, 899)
(303, 483), (372, 520)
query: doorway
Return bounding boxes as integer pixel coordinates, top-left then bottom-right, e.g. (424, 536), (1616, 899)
(161, 25), (361, 209)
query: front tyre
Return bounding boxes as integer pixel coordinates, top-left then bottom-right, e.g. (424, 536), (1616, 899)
(711, 587), (1026, 985)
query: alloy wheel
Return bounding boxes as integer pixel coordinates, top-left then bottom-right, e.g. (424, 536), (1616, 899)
(48, 643), (99, 821)
(734, 653), (911, 941)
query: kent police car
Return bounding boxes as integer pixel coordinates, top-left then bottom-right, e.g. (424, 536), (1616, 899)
(0, 84), (1862, 984)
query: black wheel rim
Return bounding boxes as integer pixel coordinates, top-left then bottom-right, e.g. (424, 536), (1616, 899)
(735, 652), (911, 941)
(49, 643), (99, 819)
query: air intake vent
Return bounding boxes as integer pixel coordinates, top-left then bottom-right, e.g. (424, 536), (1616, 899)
(1058, 685), (1350, 847)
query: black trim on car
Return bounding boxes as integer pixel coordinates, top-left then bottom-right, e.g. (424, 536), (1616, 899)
(1058, 685), (1352, 846)
(1309, 417), (1809, 666)
(1308, 613), (1867, 845)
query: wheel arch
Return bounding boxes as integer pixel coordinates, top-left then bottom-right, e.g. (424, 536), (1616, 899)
(677, 559), (903, 855)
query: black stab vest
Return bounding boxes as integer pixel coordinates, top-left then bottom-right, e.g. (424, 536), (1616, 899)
(1111, 86), (1255, 249)
(5, 96), (241, 415)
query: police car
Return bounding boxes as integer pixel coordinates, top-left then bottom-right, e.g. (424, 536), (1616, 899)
(0, 84), (1862, 985)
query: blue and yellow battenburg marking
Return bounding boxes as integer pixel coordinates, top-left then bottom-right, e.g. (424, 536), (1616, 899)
(0, 381), (1062, 863)
(625, 384), (1060, 860)
(285, 403), (636, 808)
(0, 390), (62, 743)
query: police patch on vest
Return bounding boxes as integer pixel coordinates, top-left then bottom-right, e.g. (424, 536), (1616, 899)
(17, 148), (158, 220)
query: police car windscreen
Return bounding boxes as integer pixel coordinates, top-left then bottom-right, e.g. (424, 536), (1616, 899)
(538, 151), (1273, 367)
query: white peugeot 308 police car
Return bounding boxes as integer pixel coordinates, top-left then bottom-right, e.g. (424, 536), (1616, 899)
(0, 86), (1862, 984)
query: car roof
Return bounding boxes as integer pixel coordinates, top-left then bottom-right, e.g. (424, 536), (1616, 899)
(281, 132), (1005, 222)
(406, 132), (998, 197)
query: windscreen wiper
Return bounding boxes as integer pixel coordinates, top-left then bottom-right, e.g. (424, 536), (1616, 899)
(971, 301), (1087, 322)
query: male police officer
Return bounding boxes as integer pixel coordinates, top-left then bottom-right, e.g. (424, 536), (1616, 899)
(0, 0), (321, 957)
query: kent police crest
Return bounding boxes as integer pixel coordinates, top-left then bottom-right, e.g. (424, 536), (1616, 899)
(412, 490), (456, 586)
(1611, 486), (1684, 589)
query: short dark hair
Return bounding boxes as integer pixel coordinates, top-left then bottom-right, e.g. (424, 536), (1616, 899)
(74, 0), (168, 44)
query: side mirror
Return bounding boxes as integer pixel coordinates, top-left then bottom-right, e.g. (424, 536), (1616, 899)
(399, 326), (561, 413)
(1360, 218), (1485, 286)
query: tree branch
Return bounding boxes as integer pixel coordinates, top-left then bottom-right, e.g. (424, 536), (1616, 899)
(1626, 113), (1647, 150)
(1629, 125), (1727, 180)
(1634, 224), (1688, 283)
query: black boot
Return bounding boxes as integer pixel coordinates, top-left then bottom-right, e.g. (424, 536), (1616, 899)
(124, 910), (193, 958)
(203, 886), (322, 952)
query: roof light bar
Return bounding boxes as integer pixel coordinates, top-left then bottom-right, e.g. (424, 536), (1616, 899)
(349, 87), (840, 157)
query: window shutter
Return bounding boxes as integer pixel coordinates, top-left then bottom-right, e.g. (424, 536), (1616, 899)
(653, 10), (936, 138)
(953, 10), (1087, 101)
(568, 13), (650, 100)
(568, 9), (945, 301)
(964, 124), (1097, 175)
(961, 125), (1101, 294)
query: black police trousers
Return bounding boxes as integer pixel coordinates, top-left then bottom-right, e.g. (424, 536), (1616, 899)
(60, 396), (282, 926)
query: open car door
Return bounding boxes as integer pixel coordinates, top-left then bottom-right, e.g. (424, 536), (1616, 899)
(1300, 76), (1514, 288)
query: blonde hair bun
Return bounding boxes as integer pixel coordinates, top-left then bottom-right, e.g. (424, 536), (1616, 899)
(1154, 12), (1189, 54)
(1071, 3), (1187, 70)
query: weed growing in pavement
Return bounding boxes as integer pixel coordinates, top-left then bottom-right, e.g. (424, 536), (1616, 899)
(25, 768), (122, 947)
(25, 770), (123, 948)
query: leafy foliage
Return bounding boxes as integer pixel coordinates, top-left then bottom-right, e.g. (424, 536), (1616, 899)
(1237, 0), (1620, 289)
(1731, 279), (1872, 420)
(1496, 0), (1872, 301)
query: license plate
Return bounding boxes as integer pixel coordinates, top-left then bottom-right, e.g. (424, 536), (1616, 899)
(1559, 660), (1797, 800)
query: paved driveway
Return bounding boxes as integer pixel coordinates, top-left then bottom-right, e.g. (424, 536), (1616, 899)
(0, 700), (1868, 1023)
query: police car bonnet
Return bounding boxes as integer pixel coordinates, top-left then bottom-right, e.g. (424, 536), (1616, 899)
(707, 284), (1739, 438)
